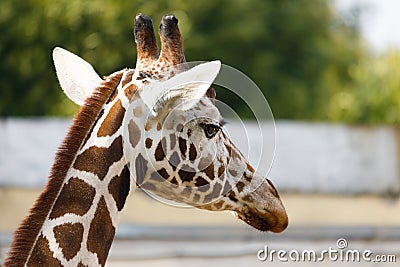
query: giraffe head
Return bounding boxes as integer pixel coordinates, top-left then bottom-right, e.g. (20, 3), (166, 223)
(54, 14), (288, 233)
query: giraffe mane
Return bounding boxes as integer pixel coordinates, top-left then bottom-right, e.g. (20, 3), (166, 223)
(4, 70), (124, 266)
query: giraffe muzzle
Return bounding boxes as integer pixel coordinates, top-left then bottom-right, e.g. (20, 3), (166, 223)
(236, 205), (288, 233)
(237, 176), (288, 233)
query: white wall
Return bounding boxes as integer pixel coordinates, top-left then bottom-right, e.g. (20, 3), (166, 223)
(0, 119), (399, 194)
(0, 118), (69, 188)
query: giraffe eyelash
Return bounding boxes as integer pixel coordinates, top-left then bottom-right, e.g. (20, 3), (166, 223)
(199, 122), (222, 138)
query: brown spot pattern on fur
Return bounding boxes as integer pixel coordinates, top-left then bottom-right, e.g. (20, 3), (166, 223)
(246, 163), (255, 173)
(27, 234), (62, 266)
(49, 177), (95, 219)
(154, 138), (167, 161)
(189, 143), (197, 161)
(224, 143), (232, 155)
(243, 171), (252, 182)
(108, 165), (131, 211)
(178, 137), (187, 157)
(205, 182), (222, 200)
(228, 168), (238, 177)
(165, 119), (174, 130)
(133, 105), (143, 117)
(145, 138), (153, 148)
(156, 121), (162, 131)
(206, 87), (216, 101)
(176, 123), (184, 132)
(121, 69), (135, 88)
(222, 181), (232, 195)
(73, 136), (123, 181)
(169, 133), (176, 149)
(236, 181), (245, 193)
(178, 164), (196, 183)
(193, 194), (200, 203)
(135, 153), (148, 185)
(144, 122), (151, 131)
(213, 200), (224, 210)
(198, 156), (211, 171)
(218, 165), (225, 177)
(53, 223), (84, 260)
(170, 176), (179, 185)
(97, 100), (125, 137)
(5, 71), (123, 267)
(204, 162), (215, 180)
(155, 168), (169, 180)
(195, 176), (209, 188)
(231, 148), (241, 161)
(150, 171), (165, 183)
(128, 120), (141, 148)
(87, 196), (115, 267)
(242, 194), (254, 203)
(168, 151), (180, 171)
(227, 192), (238, 202)
(124, 84), (138, 100)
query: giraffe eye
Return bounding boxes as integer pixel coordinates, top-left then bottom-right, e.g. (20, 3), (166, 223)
(200, 123), (221, 138)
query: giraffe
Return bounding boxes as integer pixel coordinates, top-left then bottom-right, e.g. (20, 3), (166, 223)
(4, 14), (288, 266)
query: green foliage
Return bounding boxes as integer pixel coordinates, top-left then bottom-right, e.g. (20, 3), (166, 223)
(0, 0), (372, 121)
(328, 50), (400, 124)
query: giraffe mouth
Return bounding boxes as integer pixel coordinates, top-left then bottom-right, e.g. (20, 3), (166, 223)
(235, 206), (288, 233)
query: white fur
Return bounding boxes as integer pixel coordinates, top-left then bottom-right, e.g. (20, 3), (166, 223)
(140, 61), (221, 116)
(53, 47), (102, 106)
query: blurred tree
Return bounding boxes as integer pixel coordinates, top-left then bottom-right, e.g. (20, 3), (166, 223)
(328, 50), (400, 124)
(0, 0), (365, 119)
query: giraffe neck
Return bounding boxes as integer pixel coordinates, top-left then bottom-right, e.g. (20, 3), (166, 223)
(5, 70), (136, 267)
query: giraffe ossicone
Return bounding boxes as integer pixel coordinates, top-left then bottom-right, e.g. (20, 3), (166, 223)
(5, 13), (288, 267)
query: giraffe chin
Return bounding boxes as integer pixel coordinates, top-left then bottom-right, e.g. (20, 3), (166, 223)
(235, 208), (288, 233)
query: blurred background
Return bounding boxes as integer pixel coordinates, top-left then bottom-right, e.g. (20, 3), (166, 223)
(1, 0), (399, 266)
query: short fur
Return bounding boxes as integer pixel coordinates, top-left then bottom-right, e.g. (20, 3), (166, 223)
(4, 71), (124, 267)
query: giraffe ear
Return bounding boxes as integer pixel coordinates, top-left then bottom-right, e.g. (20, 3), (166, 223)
(53, 47), (102, 106)
(141, 60), (221, 116)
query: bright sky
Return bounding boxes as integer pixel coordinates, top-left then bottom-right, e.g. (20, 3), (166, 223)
(334, 0), (400, 51)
